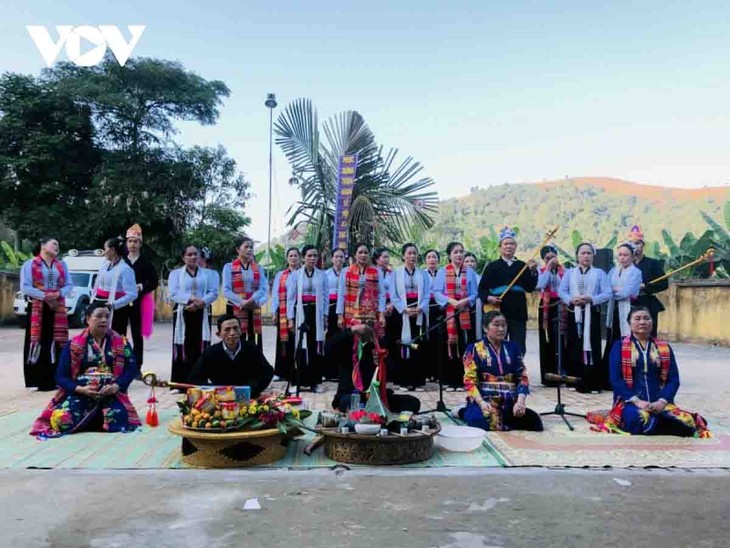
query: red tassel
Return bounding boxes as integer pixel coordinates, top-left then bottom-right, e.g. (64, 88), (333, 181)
(146, 387), (159, 427)
(709, 255), (715, 276)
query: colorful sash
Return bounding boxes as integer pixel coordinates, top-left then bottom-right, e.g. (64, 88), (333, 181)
(28, 256), (69, 365)
(232, 259), (262, 340)
(30, 329), (141, 437)
(445, 264), (471, 357)
(343, 265), (380, 327)
(277, 269), (293, 350)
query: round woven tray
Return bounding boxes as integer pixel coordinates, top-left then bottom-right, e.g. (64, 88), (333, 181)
(168, 420), (295, 468)
(322, 425), (440, 465)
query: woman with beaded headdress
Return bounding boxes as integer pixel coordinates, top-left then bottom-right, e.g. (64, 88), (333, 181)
(121, 224), (159, 368)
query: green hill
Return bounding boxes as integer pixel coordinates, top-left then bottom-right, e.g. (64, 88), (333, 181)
(429, 177), (729, 255)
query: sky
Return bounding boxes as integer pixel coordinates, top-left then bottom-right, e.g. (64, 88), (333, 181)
(2, 1), (730, 242)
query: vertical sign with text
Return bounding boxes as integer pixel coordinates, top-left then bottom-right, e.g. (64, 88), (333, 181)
(332, 154), (358, 252)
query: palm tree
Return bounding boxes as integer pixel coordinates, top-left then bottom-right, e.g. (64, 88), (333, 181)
(274, 98), (437, 254)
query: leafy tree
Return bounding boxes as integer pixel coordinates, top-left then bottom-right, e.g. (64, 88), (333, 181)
(0, 57), (244, 270)
(185, 206), (251, 273)
(0, 73), (101, 247)
(47, 56), (230, 154)
(274, 98), (438, 252)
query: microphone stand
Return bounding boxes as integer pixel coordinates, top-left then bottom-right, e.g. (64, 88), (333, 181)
(539, 300), (586, 430)
(284, 323), (309, 398)
(402, 309), (463, 417)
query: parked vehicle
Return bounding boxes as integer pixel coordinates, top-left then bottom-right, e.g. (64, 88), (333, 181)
(14, 250), (105, 328)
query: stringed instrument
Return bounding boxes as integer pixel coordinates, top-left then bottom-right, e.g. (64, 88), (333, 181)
(482, 225), (559, 313)
(647, 248), (715, 285)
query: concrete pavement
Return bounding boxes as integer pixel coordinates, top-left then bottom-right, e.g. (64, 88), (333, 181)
(1, 324), (729, 547)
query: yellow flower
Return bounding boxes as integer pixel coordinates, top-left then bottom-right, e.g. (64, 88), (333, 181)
(291, 408), (300, 419)
(248, 404), (258, 414)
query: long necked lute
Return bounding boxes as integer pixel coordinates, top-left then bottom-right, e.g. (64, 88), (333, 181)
(482, 225), (559, 313)
(647, 248), (715, 285)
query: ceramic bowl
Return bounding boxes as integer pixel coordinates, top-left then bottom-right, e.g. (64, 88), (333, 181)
(354, 423), (381, 435)
(435, 425), (485, 452)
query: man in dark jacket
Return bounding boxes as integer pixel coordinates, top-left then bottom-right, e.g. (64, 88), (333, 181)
(629, 225), (668, 337)
(188, 313), (273, 397)
(478, 226), (538, 357)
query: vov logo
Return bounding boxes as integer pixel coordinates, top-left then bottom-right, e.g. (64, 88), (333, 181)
(26, 25), (146, 67)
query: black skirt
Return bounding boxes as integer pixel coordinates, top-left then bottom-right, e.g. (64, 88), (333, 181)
(225, 305), (263, 350)
(393, 297), (425, 389)
(443, 316), (474, 389)
(323, 297), (341, 380)
(273, 312), (295, 380)
(564, 305), (605, 392)
(537, 296), (564, 386)
(23, 301), (63, 391)
(110, 303), (132, 337)
(383, 305), (402, 383)
(422, 299), (444, 382)
(293, 302), (324, 388)
(171, 305), (206, 384)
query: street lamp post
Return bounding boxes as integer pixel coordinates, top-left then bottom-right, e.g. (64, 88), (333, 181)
(265, 92), (277, 266)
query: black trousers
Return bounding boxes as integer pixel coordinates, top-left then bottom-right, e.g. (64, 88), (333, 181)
(112, 300), (144, 367)
(506, 318), (527, 357)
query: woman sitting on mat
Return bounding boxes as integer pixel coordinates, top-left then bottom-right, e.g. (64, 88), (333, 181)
(460, 310), (543, 432)
(596, 306), (711, 437)
(30, 302), (141, 438)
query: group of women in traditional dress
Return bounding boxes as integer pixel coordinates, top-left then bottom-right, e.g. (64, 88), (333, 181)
(24, 223), (710, 439)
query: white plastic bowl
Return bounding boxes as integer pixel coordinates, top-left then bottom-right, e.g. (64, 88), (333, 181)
(435, 425), (486, 452)
(354, 423), (381, 435)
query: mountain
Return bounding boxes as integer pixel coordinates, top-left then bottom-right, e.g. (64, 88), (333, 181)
(429, 177), (729, 254)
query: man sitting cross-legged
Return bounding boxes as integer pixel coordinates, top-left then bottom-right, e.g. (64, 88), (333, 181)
(188, 313), (274, 397)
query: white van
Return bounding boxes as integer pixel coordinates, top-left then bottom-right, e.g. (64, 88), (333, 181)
(14, 249), (106, 328)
